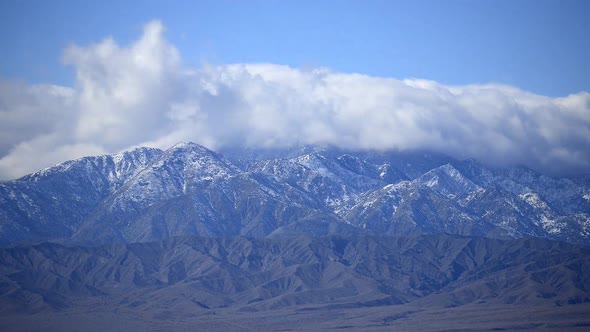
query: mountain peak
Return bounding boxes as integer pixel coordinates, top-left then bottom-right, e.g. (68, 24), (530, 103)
(161, 142), (229, 166)
(168, 141), (212, 152)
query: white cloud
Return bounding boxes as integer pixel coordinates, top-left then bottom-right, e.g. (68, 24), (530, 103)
(0, 82), (75, 156)
(62, 20), (184, 151)
(0, 20), (589, 179)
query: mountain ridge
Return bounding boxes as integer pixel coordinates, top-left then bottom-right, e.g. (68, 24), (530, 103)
(1, 141), (589, 247)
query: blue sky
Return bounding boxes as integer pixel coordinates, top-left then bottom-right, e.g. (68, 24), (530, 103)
(1, 0), (589, 96)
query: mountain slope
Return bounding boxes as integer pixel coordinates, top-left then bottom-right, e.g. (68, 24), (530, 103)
(0, 147), (162, 246)
(72, 143), (348, 244)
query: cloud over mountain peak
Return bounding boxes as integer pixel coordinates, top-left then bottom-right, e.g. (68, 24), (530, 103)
(1, 20), (589, 179)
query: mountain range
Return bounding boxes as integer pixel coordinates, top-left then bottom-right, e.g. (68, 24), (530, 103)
(1, 142), (589, 330)
(1, 141), (589, 246)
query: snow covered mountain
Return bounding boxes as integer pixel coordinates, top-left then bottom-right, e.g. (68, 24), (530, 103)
(0, 147), (162, 245)
(1, 142), (589, 246)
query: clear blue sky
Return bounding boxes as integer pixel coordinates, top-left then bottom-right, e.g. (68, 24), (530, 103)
(0, 0), (589, 96)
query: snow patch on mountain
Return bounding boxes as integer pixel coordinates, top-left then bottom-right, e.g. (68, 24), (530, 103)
(540, 215), (564, 235)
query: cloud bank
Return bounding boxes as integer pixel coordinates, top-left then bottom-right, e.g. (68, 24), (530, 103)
(1, 20), (589, 179)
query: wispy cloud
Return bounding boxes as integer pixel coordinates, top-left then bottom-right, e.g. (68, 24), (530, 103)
(1, 20), (589, 179)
